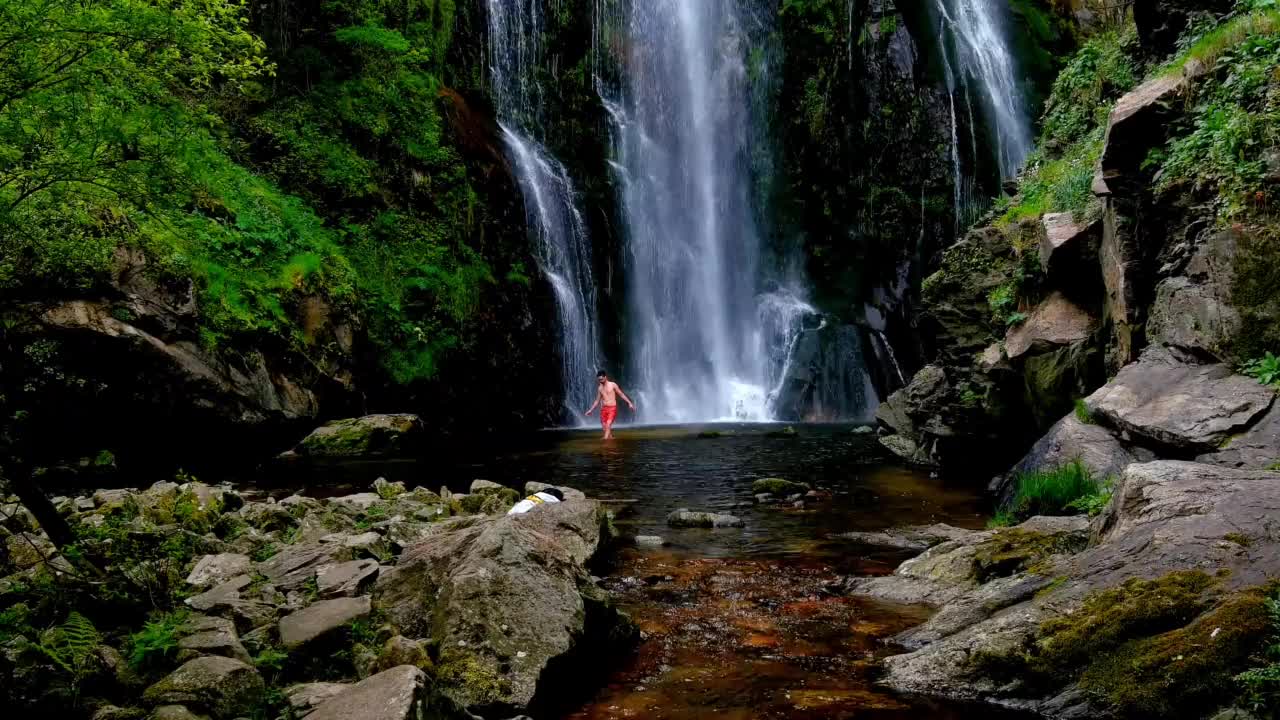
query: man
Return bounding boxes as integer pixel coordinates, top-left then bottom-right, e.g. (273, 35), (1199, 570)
(584, 370), (635, 439)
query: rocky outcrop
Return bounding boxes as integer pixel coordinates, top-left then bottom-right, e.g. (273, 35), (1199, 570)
(1148, 229), (1242, 361)
(1039, 213), (1100, 283)
(770, 323), (878, 422)
(285, 414), (425, 458)
(1004, 292), (1096, 360)
(1083, 347), (1274, 451)
(373, 498), (632, 714)
(859, 461), (1280, 713)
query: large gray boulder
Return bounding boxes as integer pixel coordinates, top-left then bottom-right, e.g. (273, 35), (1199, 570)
(143, 656), (264, 719)
(304, 666), (427, 720)
(1084, 347), (1275, 451)
(255, 543), (347, 591)
(185, 554), (251, 589)
(286, 414), (424, 458)
(373, 500), (629, 714)
(872, 461), (1280, 709)
(175, 615), (251, 664)
(1148, 229), (1242, 362)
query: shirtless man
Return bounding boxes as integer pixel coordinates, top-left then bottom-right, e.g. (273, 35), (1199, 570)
(584, 370), (635, 439)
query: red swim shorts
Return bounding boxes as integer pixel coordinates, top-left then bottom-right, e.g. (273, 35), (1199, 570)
(600, 405), (618, 425)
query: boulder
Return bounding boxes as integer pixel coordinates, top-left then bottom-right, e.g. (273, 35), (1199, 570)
(469, 479), (506, 494)
(278, 596), (372, 649)
(633, 535), (666, 548)
(327, 493), (382, 514)
(374, 636), (431, 674)
(666, 509), (744, 528)
(283, 682), (350, 713)
(373, 500), (630, 713)
(287, 414), (424, 458)
(185, 554), (251, 589)
(770, 323), (878, 422)
(316, 559), (381, 598)
(1084, 347), (1275, 451)
(143, 656), (263, 719)
(1097, 73), (1186, 195)
(990, 413), (1154, 506)
(875, 364), (948, 436)
(304, 666), (427, 720)
(1020, 339), (1103, 428)
(184, 575), (251, 612)
(1003, 292), (1096, 360)
(176, 615), (251, 664)
(875, 461), (1280, 708)
(256, 543), (346, 591)
(150, 706), (209, 720)
(836, 524), (979, 553)
(1198, 404), (1280, 471)
(879, 433), (932, 466)
(750, 478), (809, 497)
(524, 482), (586, 502)
(1039, 212), (1100, 280)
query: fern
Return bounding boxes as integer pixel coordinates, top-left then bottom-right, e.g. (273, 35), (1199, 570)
(36, 612), (101, 679)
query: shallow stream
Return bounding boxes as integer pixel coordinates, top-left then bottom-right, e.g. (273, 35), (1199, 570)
(267, 424), (1023, 718)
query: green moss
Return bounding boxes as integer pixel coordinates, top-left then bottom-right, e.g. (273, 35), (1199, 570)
(435, 650), (510, 707)
(751, 478), (810, 496)
(971, 528), (1088, 582)
(970, 570), (1220, 692)
(1079, 589), (1273, 718)
(1224, 532), (1253, 547)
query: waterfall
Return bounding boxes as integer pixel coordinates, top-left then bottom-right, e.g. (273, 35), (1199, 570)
(486, 0), (602, 423)
(597, 0), (811, 423)
(935, 0), (1033, 182)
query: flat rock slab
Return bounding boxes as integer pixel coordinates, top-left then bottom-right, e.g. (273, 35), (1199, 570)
(186, 554), (251, 589)
(144, 656), (263, 719)
(283, 682), (351, 712)
(256, 543), (346, 591)
(667, 509), (745, 528)
(1198, 404), (1280, 470)
(836, 524), (978, 552)
(317, 559), (381, 598)
(279, 596), (371, 649)
(304, 666), (426, 720)
(176, 615), (250, 664)
(1004, 291), (1096, 359)
(1084, 347), (1275, 450)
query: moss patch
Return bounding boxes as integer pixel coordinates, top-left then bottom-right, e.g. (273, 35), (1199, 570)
(971, 528), (1088, 583)
(751, 478), (810, 497)
(435, 650), (510, 708)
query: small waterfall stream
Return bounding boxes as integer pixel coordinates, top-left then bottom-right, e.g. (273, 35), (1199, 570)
(486, 0), (602, 424)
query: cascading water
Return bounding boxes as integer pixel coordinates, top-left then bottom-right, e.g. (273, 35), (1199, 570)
(935, 0), (1034, 188)
(599, 0), (806, 423)
(486, 0), (602, 423)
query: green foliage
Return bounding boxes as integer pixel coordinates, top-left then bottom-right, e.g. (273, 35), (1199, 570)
(987, 282), (1024, 326)
(1065, 476), (1113, 517)
(1040, 31), (1137, 148)
(1157, 11), (1280, 212)
(36, 611), (101, 680)
(1002, 130), (1104, 224)
(127, 609), (189, 672)
(1238, 588), (1280, 714)
(1073, 398), (1095, 424)
(1000, 460), (1102, 521)
(0, 602), (32, 643)
(987, 508), (1017, 529)
(1243, 352), (1280, 387)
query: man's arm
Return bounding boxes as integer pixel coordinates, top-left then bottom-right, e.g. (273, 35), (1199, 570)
(585, 387), (601, 415)
(615, 384), (636, 410)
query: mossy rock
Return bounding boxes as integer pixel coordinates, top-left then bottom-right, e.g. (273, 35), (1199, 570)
(750, 478), (810, 497)
(458, 488), (519, 515)
(764, 426), (799, 439)
(292, 414), (424, 458)
(971, 527), (1089, 582)
(434, 649), (511, 710)
(697, 430), (725, 439)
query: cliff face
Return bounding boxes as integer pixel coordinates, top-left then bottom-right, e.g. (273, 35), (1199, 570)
(875, 1), (1280, 479)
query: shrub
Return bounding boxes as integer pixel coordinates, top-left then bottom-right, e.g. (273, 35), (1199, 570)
(1243, 352), (1280, 387)
(127, 609), (190, 672)
(1073, 398), (1095, 424)
(1040, 30), (1137, 148)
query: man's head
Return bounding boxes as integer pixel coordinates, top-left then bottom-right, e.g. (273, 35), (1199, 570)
(597, 370), (607, 384)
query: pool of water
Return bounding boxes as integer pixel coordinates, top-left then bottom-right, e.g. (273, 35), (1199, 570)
(263, 423), (1012, 719)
